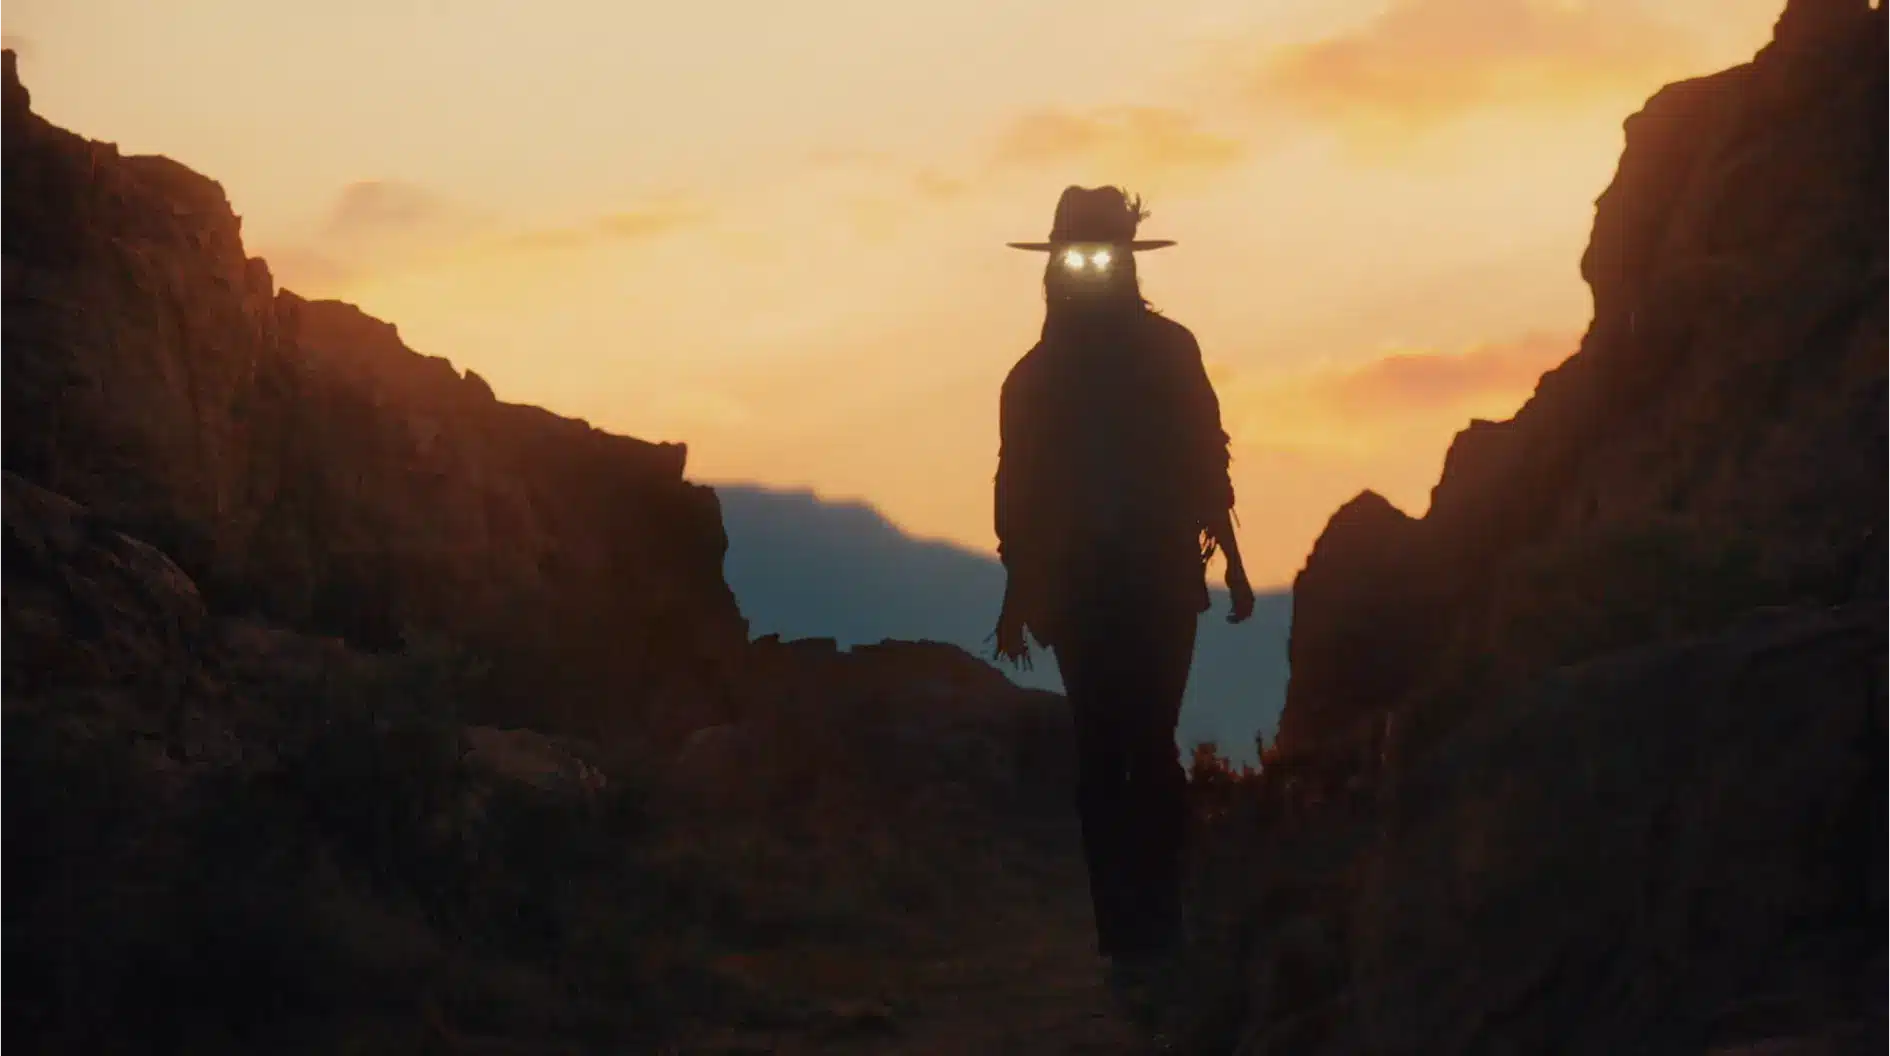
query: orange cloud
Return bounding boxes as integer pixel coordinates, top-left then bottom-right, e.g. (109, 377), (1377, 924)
(323, 179), (462, 236)
(1222, 332), (1574, 455)
(1249, 0), (1701, 132)
(505, 200), (712, 252)
(1313, 332), (1573, 417)
(804, 146), (892, 170)
(267, 182), (710, 292)
(843, 195), (905, 243)
(797, 107), (1236, 223)
(264, 247), (358, 291)
(800, 145), (960, 198)
(911, 169), (967, 201)
(791, 151), (969, 243)
(596, 202), (712, 241)
(1211, 332), (1575, 570)
(268, 180), (488, 289)
(989, 106), (1246, 182)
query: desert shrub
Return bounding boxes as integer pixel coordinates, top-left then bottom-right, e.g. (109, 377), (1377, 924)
(1187, 739), (1261, 827)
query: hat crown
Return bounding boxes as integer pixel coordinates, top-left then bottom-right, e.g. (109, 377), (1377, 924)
(1004, 186), (1172, 252)
(1047, 185), (1144, 244)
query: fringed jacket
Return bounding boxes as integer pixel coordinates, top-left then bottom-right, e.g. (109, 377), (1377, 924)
(994, 307), (1235, 648)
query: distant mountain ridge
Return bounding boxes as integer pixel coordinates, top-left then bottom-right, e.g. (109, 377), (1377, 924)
(714, 483), (1290, 764)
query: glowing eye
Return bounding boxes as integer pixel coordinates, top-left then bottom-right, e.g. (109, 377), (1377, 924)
(1091, 249), (1112, 269)
(1062, 248), (1086, 270)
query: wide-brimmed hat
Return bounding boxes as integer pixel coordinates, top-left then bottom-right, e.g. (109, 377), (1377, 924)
(1006, 185), (1176, 252)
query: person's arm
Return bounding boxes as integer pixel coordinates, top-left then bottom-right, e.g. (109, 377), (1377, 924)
(1176, 328), (1255, 622)
(994, 363), (1034, 573)
(992, 364), (1037, 664)
(1207, 506), (1244, 573)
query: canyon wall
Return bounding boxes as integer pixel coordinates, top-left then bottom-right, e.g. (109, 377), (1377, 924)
(3, 50), (747, 739)
(1276, 0), (1887, 767)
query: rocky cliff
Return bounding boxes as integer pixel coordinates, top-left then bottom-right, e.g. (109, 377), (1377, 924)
(1175, 4), (1887, 1053)
(2, 49), (746, 740)
(1276, 0), (1888, 766)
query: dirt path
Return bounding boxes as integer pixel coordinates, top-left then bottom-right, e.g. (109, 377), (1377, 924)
(674, 829), (1164, 1055)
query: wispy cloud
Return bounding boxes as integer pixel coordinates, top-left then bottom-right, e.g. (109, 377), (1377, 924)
(988, 105), (1247, 184)
(911, 169), (967, 201)
(1241, 0), (1702, 137)
(1308, 333), (1572, 417)
(1222, 331), (1575, 455)
(262, 247), (358, 291)
(1211, 331), (1577, 565)
(266, 182), (711, 292)
(791, 145), (969, 245)
(804, 146), (894, 170)
(265, 179), (487, 288)
(503, 199), (713, 253)
(598, 202), (712, 241)
(323, 179), (464, 237)
(842, 196), (905, 243)
(798, 104), (1243, 239)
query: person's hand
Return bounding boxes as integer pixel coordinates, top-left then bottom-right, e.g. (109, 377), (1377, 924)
(1225, 563), (1255, 625)
(992, 602), (1033, 671)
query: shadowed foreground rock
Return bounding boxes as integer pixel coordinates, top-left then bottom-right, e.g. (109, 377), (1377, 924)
(1264, 604), (1884, 1055)
(4, 457), (1097, 1053)
(674, 635), (1073, 818)
(1184, 616), (1886, 1054)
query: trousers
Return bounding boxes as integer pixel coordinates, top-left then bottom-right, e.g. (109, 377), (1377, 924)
(1051, 574), (1198, 959)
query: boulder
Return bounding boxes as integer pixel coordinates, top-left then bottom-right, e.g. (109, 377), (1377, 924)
(461, 725), (607, 797)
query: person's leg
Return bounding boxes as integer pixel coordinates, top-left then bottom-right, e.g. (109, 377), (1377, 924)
(1053, 622), (1134, 957)
(1120, 605), (1198, 956)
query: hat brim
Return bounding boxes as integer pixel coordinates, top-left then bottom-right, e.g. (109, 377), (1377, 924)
(1006, 239), (1176, 252)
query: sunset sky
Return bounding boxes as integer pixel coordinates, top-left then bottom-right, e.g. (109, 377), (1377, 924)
(5, 0), (1786, 587)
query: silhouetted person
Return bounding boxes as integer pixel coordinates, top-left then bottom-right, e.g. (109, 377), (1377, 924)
(992, 186), (1253, 989)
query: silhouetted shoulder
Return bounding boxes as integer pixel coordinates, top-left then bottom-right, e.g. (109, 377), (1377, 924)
(1002, 342), (1051, 402)
(1142, 312), (1203, 361)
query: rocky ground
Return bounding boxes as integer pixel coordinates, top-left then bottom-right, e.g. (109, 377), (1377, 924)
(4, 464), (1167, 1054)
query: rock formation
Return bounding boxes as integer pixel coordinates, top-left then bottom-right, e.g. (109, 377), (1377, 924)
(1202, 601), (1886, 1055)
(1276, 0), (1887, 766)
(1182, 4), (1887, 1052)
(5, 468), (217, 710)
(3, 48), (746, 740)
(687, 634), (1073, 815)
